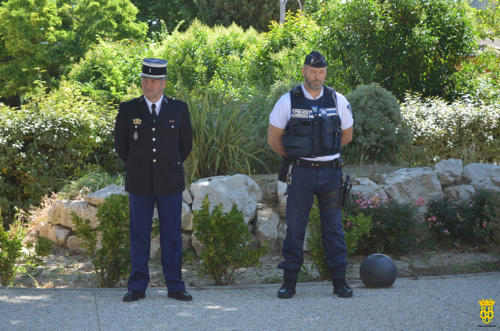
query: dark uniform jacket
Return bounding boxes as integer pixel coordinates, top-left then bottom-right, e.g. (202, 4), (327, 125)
(114, 95), (192, 196)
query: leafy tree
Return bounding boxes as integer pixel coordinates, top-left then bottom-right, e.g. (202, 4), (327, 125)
(72, 0), (147, 49)
(0, 0), (69, 102)
(131, 0), (197, 34)
(0, 0), (147, 104)
(470, 0), (500, 41)
(193, 0), (282, 31)
(318, 0), (478, 99)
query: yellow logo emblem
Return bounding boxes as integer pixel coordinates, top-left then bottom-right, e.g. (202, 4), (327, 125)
(479, 298), (495, 325)
(133, 118), (142, 125)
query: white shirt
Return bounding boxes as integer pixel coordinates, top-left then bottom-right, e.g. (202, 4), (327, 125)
(269, 84), (353, 161)
(144, 95), (163, 116)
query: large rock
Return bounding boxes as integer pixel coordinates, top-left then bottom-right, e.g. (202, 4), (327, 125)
(152, 203), (193, 231)
(303, 227), (311, 252)
(190, 174), (262, 224)
(255, 204), (280, 252)
(150, 235), (161, 259)
(277, 181), (287, 219)
(181, 202), (194, 231)
(47, 225), (71, 246)
(48, 200), (99, 231)
(462, 163), (500, 192)
(277, 221), (287, 246)
(182, 189), (193, 205)
(66, 235), (85, 252)
(380, 168), (443, 204)
(435, 159), (462, 186)
(84, 184), (126, 206)
(443, 184), (476, 201)
(351, 177), (388, 201)
(35, 221), (53, 240)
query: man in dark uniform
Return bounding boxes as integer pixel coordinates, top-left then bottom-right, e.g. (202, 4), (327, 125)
(267, 51), (354, 299)
(114, 58), (193, 302)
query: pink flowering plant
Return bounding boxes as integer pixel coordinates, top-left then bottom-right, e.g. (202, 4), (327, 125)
(344, 192), (419, 255)
(425, 190), (500, 246)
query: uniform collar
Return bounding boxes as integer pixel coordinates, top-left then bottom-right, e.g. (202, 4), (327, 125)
(301, 84), (324, 100)
(143, 95), (164, 115)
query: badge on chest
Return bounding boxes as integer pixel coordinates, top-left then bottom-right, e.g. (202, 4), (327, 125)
(132, 118), (141, 141)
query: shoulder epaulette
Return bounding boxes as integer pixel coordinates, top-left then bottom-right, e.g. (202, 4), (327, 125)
(324, 86), (338, 108)
(290, 85), (303, 97)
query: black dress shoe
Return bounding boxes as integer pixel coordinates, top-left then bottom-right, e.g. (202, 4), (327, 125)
(277, 278), (297, 299)
(333, 281), (353, 298)
(123, 291), (146, 302)
(168, 290), (193, 301)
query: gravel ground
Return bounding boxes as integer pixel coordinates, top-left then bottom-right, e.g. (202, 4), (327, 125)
(12, 245), (500, 289)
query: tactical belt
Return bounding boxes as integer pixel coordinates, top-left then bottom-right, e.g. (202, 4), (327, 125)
(294, 158), (343, 169)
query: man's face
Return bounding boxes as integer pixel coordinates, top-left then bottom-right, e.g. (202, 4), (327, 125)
(302, 65), (327, 91)
(141, 77), (166, 102)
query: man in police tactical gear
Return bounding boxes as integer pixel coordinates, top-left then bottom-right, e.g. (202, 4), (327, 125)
(114, 58), (193, 302)
(268, 51), (354, 299)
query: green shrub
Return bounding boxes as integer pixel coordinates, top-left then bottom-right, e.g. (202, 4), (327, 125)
(193, 196), (266, 285)
(0, 220), (23, 286)
(0, 82), (117, 223)
(318, 0), (477, 100)
(307, 198), (372, 280)
(343, 212), (372, 254)
(72, 194), (130, 287)
(401, 95), (500, 165)
(426, 190), (500, 247)
(68, 39), (148, 104)
(306, 200), (329, 280)
(345, 193), (419, 255)
(344, 83), (411, 163)
(0, 214), (51, 286)
(156, 21), (261, 95)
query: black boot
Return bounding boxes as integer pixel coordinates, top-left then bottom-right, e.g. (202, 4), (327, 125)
(333, 278), (353, 298)
(277, 278), (297, 299)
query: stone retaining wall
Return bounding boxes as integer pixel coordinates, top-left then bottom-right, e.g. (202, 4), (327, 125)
(30, 159), (500, 256)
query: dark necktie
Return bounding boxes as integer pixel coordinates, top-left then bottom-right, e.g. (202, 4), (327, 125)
(152, 103), (158, 121)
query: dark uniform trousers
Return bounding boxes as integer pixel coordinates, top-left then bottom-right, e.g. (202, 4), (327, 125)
(128, 193), (184, 293)
(278, 164), (347, 280)
(114, 95), (192, 294)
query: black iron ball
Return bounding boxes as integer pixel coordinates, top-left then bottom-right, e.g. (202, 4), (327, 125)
(360, 253), (397, 288)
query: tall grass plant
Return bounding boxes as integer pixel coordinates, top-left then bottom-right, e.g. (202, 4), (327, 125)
(182, 85), (268, 181)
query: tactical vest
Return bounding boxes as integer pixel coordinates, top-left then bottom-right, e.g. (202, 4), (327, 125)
(282, 86), (342, 158)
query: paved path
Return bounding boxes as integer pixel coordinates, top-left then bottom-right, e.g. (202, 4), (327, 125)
(1, 272), (499, 330)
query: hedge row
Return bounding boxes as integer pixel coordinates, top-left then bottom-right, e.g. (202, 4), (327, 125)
(401, 95), (500, 165)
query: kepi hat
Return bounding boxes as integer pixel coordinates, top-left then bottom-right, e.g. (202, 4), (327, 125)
(140, 58), (167, 79)
(304, 51), (327, 68)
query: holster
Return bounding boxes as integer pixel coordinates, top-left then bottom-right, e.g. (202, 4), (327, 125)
(317, 174), (352, 210)
(341, 174), (352, 208)
(278, 157), (294, 182)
